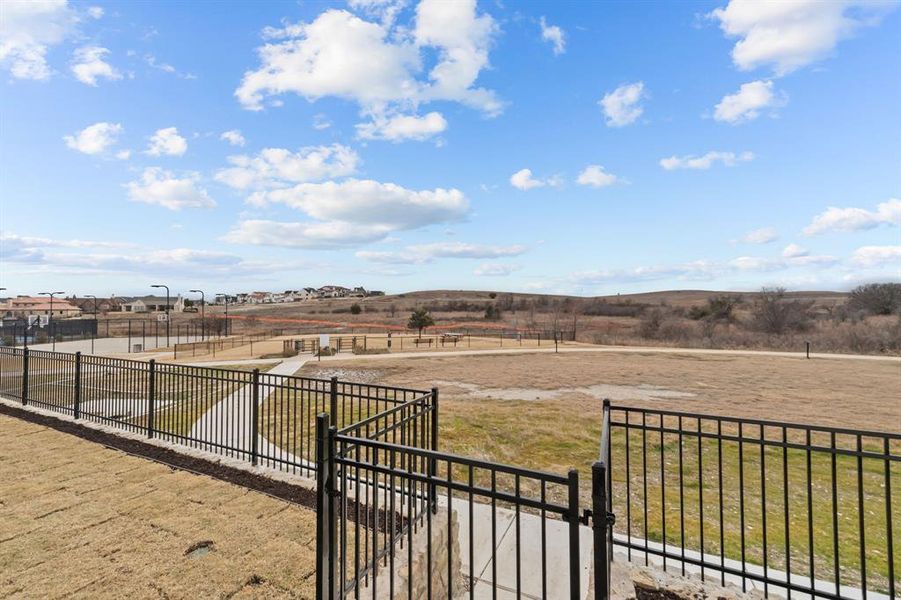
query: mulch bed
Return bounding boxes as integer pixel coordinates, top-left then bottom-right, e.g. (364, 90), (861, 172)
(0, 402), (317, 510)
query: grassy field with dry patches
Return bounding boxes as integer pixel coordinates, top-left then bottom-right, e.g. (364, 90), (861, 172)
(299, 350), (901, 592)
(0, 414), (317, 598)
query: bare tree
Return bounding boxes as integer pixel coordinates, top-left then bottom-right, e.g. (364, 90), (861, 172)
(848, 283), (901, 315)
(751, 287), (814, 334)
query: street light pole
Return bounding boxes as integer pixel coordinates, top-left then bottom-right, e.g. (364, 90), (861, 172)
(216, 293), (229, 337)
(85, 294), (98, 354)
(151, 284), (170, 347)
(189, 289), (205, 341)
(39, 291), (65, 351)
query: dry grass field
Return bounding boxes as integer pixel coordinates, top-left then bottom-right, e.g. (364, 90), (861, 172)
(300, 351), (901, 435)
(0, 414), (316, 599)
(299, 350), (901, 591)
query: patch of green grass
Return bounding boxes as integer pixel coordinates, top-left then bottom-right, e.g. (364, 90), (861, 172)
(434, 399), (900, 594)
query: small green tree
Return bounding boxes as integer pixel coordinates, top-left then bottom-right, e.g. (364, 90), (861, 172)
(350, 303), (362, 315)
(407, 307), (434, 338)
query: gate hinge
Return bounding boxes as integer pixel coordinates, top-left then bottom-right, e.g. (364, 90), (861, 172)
(580, 509), (616, 527)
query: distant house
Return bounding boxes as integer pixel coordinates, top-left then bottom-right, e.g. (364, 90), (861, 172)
(70, 296), (122, 314)
(284, 289), (317, 302)
(367, 290), (385, 297)
(303, 287), (320, 299)
(248, 292), (273, 304)
(120, 295), (185, 313)
(350, 286), (367, 298)
(3, 296), (83, 318)
(318, 285), (350, 298)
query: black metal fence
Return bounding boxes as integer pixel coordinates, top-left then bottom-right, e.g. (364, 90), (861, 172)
(5, 345), (895, 600)
(0, 346), (435, 476)
(604, 404), (900, 600)
(316, 413), (586, 599)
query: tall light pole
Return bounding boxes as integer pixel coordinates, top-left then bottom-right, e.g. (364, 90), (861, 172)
(84, 294), (98, 354)
(216, 293), (229, 337)
(150, 284), (170, 347)
(39, 291), (65, 351)
(189, 289), (205, 341)
(0, 288), (6, 347)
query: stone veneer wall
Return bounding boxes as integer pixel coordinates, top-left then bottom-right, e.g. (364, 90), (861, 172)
(359, 507), (464, 599)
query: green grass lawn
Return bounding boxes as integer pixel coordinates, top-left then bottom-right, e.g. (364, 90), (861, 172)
(610, 422), (900, 594)
(431, 398), (900, 595)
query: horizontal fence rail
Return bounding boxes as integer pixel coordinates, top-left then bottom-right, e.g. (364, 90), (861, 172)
(607, 405), (901, 600)
(0, 346), (434, 477)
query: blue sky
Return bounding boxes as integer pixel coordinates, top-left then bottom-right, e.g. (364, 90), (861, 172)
(1, 0), (899, 297)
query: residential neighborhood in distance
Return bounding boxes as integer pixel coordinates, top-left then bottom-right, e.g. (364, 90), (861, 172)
(0, 286), (384, 318)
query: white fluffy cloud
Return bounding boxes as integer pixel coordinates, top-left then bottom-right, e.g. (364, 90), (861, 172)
(220, 130), (246, 147)
(251, 179), (468, 231)
(348, 0), (407, 25)
(0, 0), (78, 80)
(803, 198), (901, 236)
(313, 114), (332, 130)
(576, 165), (618, 188)
(709, 0), (897, 75)
(236, 2), (501, 119)
(125, 168), (216, 210)
(474, 263), (520, 276)
(510, 168), (560, 191)
(599, 82), (646, 127)
(540, 17), (565, 55)
(0, 231), (305, 279)
(146, 127), (188, 157)
(660, 151), (754, 170)
(223, 220), (391, 249)
(215, 144), (359, 190)
(782, 243), (808, 258)
(63, 122), (122, 155)
(357, 241), (526, 264)
(739, 227), (778, 244)
(851, 245), (901, 267)
(356, 111), (447, 142)
(714, 79), (784, 123)
(70, 46), (121, 86)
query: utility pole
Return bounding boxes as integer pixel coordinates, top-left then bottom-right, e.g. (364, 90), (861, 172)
(38, 291), (64, 351)
(150, 284), (170, 347)
(85, 294), (98, 354)
(216, 293), (230, 337)
(189, 289), (205, 341)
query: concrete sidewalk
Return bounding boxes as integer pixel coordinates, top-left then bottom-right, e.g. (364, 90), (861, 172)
(187, 356), (310, 458)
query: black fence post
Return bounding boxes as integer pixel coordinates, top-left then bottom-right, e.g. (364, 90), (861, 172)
(329, 376), (338, 423)
(147, 359), (156, 438)
(592, 460), (609, 600)
(73, 352), (82, 420)
(21, 348), (29, 406)
(568, 469), (581, 600)
(251, 368), (260, 466)
(315, 413), (333, 600)
(430, 387), (439, 513)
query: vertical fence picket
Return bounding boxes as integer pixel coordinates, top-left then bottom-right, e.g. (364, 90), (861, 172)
(73, 351), (81, 420)
(147, 359), (156, 438)
(21, 347), (29, 405)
